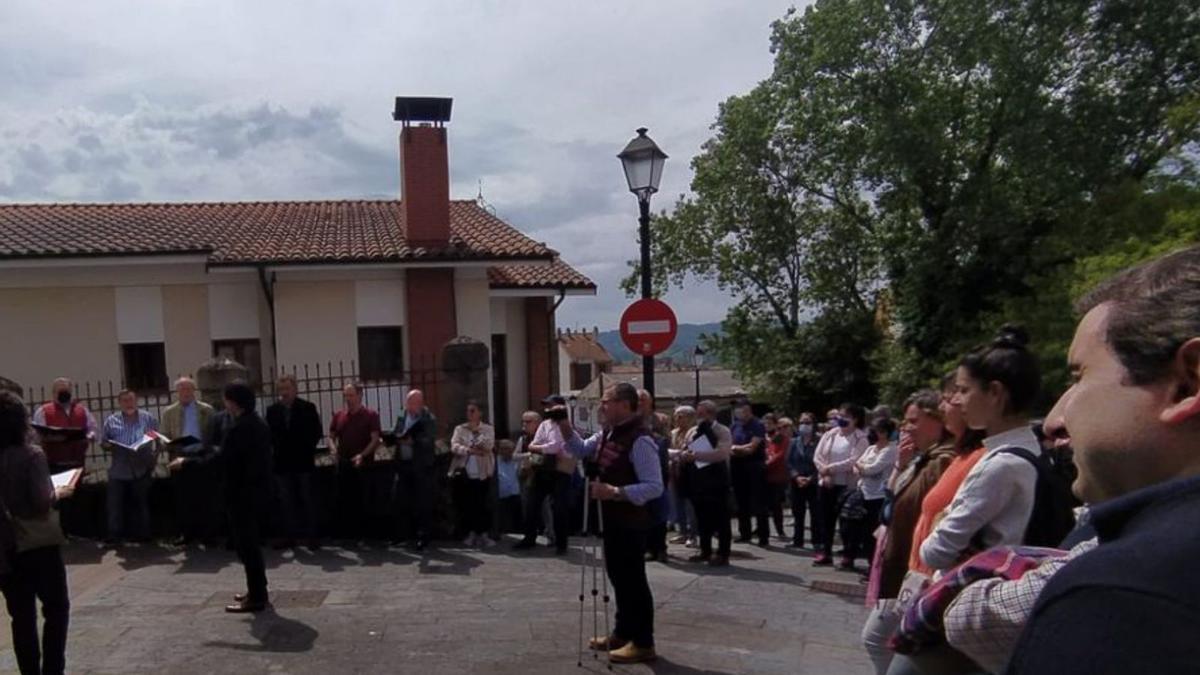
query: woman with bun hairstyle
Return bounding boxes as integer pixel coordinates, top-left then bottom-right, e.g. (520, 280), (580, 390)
(916, 324), (1044, 572)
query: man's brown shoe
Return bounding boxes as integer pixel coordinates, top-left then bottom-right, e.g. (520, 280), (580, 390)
(609, 643), (657, 664)
(588, 635), (628, 651)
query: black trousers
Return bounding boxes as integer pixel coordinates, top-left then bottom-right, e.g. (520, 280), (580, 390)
(690, 489), (732, 558)
(768, 483), (788, 537)
(603, 526), (654, 648)
(273, 472), (316, 541)
(453, 475), (492, 537)
(497, 495), (523, 534)
(394, 461), (435, 542)
(789, 481), (820, 547)
(841, 497), (884, 563)
(817, 485), (847, 558)
(731, 459), (769, 544)
(230, 514), (268, 602)
(0, 546), (69, 675)
(522, 470), (572, 550)
(174, 461), (223, 541)
(335, 460), (368, 539)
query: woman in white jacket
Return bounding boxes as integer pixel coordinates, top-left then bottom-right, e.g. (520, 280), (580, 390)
(450, 400), (496, 547)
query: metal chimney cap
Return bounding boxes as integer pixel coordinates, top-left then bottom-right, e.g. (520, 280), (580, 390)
(393, 97), (453, 126)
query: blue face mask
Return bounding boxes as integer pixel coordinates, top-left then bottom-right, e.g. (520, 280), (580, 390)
(836, 416), (850, 428)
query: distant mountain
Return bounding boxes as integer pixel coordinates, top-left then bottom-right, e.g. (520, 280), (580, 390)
(596, 322), (723, 365)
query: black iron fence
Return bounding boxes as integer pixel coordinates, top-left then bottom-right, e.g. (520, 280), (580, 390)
(23, 357), (444, 481)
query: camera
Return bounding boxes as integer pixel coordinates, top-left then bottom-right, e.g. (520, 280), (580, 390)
(545, 407), (569, 422)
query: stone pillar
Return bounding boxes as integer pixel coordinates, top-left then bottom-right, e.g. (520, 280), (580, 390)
(195, 357), (250, 408)
(438, 337), (490, 436)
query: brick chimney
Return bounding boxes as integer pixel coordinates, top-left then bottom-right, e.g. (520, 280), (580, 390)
(394, 97), (453, 248)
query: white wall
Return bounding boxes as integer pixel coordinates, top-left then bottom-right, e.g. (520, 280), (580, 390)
(114, 286), (164, 343)
(355, 278), (406, 327)
(207, 282), (261, 339)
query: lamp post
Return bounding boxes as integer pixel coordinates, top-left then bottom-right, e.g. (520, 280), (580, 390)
(618, 127), (668, 397)
(691, 346), (705, 406)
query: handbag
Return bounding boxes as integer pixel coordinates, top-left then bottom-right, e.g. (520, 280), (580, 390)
(5, 507), (66, 553)
(838, 487), (868, 521)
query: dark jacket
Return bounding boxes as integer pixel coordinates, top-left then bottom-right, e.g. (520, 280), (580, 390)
(1006, 474), (1200, 675)
(786, 435), (819, 479)
(266, 397), (323, 474)
(193, 411), (273, 517)
(0, 444), (55, 573)
(394, 408), (438, 468)
(878, 443), (957, 598)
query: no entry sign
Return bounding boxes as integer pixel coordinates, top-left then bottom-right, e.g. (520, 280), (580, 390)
(620, 298), (678, 357)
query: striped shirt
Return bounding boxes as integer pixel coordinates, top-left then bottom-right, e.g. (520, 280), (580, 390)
(101, 410), (159, 480)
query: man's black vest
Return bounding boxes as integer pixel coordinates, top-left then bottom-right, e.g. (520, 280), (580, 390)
(597, 416), (653, 530)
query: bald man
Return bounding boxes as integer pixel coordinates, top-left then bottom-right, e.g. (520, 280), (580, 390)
(392, 389), (438, 551)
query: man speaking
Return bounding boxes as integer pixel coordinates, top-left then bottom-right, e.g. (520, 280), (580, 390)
(556, 382), (663, 664)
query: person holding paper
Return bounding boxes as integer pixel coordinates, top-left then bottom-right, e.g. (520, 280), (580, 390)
(266, 374), (323, 550)
(169, 382), (273, 613)
(160, 377), (216, 547)
(32, 377), (96, 473)
(100, 389), (159, 545)
(683, 400), (733, 566)
(0, 391), (75, 675)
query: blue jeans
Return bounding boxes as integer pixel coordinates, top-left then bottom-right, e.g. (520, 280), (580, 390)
(107, 475), (152, 540)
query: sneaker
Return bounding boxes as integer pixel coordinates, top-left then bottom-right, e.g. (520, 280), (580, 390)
(609, 643), (657, 664)
(479, 536), (497, 549)
(685, 538), (699, 549)
(462, 533), (477, 547)
(812, 555), (833, 566)
(668, 534), (688, 545)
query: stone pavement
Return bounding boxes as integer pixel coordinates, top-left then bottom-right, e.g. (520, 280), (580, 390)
(0, 532), (873, 674)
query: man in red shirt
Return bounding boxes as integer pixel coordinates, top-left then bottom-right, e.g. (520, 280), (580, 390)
(328, 383), (381, 544)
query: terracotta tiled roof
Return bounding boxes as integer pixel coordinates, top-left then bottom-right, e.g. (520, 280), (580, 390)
(0, 200), (553, 264)
(558, 331), (613, 364)
(488, 259), (595, 290)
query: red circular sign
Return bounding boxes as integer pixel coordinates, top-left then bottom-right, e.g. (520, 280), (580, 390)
(620, 299), (678, 357)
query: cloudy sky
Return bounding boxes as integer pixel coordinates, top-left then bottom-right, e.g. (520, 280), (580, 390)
(0, 0), (799, 329)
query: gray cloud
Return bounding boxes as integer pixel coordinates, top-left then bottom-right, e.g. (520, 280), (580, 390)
(0, 0), (798, 328)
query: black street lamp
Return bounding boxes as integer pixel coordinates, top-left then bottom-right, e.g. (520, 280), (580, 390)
(691, 346), (705, 406)
(618, 127), (668, 397)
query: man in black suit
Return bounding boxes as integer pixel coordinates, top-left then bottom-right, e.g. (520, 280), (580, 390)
(265, 374), (324, 549)
(392, 389), (438, 551)
(170, 381), (273, 613)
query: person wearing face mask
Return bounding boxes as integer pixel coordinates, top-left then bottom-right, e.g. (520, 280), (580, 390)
(812, 403), (870, 566)
(32, 378), (97, 539)
(32, 378), (97, 476)
(787, 412), (821, 549)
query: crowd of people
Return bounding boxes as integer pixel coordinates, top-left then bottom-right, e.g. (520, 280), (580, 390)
(1, 244), (1198, 673)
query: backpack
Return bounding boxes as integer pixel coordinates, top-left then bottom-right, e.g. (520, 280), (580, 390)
(996, 447), (1077, 547)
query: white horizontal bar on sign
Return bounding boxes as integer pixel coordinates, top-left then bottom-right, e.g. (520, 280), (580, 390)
(627, 320), (671, 335)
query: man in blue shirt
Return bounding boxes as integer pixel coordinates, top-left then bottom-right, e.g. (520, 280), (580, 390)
(1006, 245), (1200, 674)
(557, 382), (663, 665)
(100, 389), (159, 544)
(729, 400), (768, 546)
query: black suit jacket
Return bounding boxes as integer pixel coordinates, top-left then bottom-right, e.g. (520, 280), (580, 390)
(193, 411), (273, 517)
(266, 397), (323, 474)
(393, 408), (438, 468)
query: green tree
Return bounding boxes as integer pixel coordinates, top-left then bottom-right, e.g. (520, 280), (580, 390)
(632, 0), (1199, 412)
